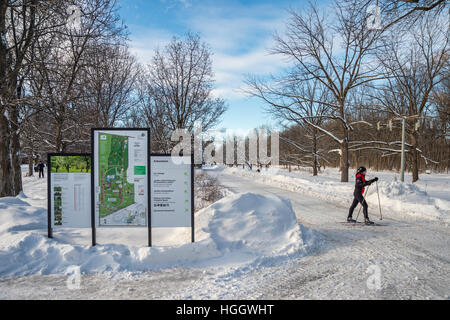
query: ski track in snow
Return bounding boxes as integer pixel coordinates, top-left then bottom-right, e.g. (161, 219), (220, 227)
(0, 167), (449, 299)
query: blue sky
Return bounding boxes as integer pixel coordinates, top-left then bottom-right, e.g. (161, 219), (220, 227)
(117, 0), (319, 131)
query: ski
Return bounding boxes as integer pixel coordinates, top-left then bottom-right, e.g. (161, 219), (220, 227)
(340, 221), (385, 226)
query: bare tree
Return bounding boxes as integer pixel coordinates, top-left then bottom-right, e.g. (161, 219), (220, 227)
(430, 64), (450, 140)
(246, 1), (383, 182)
(134, 73), (174, 153)
(373, 12), (449, 182)
(136, 33), (227, 153)
(247, 77), (330, 175)
(0, 0), (57, 196)
(377, 0), (448, 30)
(29, 0), (126, 152)
(79, 43), (138, 127)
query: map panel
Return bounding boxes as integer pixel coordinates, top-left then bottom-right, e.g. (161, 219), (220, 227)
(93, 130), (149, 227)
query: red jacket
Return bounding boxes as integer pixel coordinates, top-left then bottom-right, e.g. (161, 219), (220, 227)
(355, 173), (369, 194)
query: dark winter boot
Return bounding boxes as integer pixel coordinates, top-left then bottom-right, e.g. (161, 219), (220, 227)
(347, 217), (356, 223)
(364, 218), (374, 225)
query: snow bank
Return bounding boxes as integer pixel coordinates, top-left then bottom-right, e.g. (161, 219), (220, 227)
(365, 178), (450, 222)
(197, 192), (304, 257)
(0, 187), (308, 277)
(223, 167), (450, 223)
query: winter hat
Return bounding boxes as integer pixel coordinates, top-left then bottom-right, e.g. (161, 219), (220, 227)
(357, 166), (367, 174)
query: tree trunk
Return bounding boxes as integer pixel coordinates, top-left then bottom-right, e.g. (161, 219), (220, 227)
(9, 106), (22, 195)
(339, 103), (349, 182)
(340, 138), (349, 182)
(0, 111), (13, 197)
(28, 148), (34, 177)
(312, 130), (318, 176)
(0, 3), (13, 197)
(411, 148), (420, 183)
(55, 121), (62, 152)
(411, 132), (420, 183)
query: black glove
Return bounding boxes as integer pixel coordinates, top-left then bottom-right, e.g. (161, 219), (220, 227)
(374, 177), (378, 182)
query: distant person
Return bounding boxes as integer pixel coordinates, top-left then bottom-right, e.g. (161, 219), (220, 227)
(347, 166), (378, 225)
(38, 161), (45, 179)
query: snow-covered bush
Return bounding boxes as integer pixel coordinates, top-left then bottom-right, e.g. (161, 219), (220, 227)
(194, 172), (225, 211)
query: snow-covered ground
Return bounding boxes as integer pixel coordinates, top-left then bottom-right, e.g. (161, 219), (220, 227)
(0, 165), (449, 299)
(209, 167), (450, 299)
(221, 166), (450, 223)
(0, 166), (313, 298)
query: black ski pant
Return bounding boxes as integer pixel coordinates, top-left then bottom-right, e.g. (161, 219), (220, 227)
(39, 169), (44, 178)
(348, 192), (368, 219)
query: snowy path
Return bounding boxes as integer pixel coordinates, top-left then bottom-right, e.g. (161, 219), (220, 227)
(214, 171), (450, 299)
(1, 170), (449, 299)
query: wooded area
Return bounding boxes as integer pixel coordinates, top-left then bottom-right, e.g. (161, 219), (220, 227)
(0, 0), (226, 197)
(0, 0), (448, 197)
(245, 0), (449, 182)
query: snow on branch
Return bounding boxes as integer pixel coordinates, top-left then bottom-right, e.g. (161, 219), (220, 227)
(421, 155), (439, 165)
(302, 118), (344, 144)
(350, 146), (440, 165)
(349, 120), (373, 127)
(328, 149), (342, 155)
(349, 146), (403, 153)
(350, 140), (413, 148)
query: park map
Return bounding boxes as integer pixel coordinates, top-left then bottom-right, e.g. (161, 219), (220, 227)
(98, 132), (135, 220)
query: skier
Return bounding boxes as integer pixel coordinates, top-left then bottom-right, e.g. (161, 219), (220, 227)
(347, 166), (378, 225)
(37, 161), (45, 179)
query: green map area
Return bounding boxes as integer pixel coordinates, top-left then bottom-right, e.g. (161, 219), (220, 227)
(98, 132), (135, 218)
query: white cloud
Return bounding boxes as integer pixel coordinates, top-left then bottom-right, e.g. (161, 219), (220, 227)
(160, 0), (192, 10)
(211, 44), (290, 100)
(128, 27), (173, 64)
(127, 2), (292, 100)
(187, 5), (290, 100)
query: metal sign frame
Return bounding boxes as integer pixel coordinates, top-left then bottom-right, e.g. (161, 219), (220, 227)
(91, 128), (151, 246)
(47, 153), (92, 239)
(150, 153), (195, 243)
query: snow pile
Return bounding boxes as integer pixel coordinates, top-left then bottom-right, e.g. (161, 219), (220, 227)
(0, 185), (308, 277)
(0, 193), (47, 236)
(223, 166), (450, 222)
(197, 192), (304, 257)
(0, 232), (221, 277)
(366, 179), (450, 222)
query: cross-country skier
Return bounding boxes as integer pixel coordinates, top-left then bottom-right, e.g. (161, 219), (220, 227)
(347, 166), (378, 225)
(37, 161), (45, 179)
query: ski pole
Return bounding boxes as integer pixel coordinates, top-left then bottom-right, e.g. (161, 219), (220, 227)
(355, 185), (369, 222)
(376, 180), (382, 220)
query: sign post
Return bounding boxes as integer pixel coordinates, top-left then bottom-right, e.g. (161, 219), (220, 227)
(91, 128), (150, 246)
(191, 154), (195, 243)
(47, 130), (196, 248)
(47, 153), (92, 239)
(47, 153), (52, 239)
(150, 154), (195, 245)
